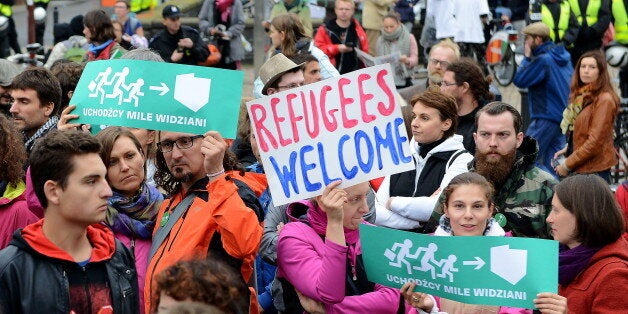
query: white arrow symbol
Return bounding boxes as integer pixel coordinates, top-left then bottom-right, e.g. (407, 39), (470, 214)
(149, 82), (170, 96)
(463, 257), (485, 270)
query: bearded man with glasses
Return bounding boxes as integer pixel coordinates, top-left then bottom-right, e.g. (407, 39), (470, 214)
(145, 130), (263, 313)
(398, 39), (461, 103)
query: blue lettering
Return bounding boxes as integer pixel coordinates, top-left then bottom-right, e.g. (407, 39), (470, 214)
(300, 145), (321, 192)
(269, 152), (299, 198)
(374, 122), (399, 169)
(354, 130), (374, 173)
(318, 142), (341, 185)
(395, 117), (412, 163)
(338, 135), (358, 179)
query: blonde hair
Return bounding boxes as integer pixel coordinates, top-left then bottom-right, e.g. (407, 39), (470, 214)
(335, 0), (355, 9)
(430, 38), (461, 60)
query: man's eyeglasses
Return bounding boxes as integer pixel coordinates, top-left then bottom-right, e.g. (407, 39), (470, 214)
(440, 81), (458, 87)
(157, 135), (203, 153)
(277, 82), (304, 90)
(429, 58), (450, 68)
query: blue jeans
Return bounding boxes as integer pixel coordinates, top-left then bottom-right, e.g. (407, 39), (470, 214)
(526, 119), (565, 178)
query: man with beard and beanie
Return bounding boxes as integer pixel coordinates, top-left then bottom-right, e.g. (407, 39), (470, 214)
(145, 130), (263, 313)
(149, 4), (210, 65)
(0, 59), (21, 117)
(427, 102), (556, 239)
(314, 0), (369, 74)
(513, 22), (572, 178)
(8, 67), (61, 155)
(0, 129), (139, 313)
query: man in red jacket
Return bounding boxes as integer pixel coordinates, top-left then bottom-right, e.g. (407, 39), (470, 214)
(314, 0), (369, 74)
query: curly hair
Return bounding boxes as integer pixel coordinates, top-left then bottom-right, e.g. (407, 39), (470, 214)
(446, 58), (495, 103)
(152, 259), (249, 314)
(0, 114), (27, 184)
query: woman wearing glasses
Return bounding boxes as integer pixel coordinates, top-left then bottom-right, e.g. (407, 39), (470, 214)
(377, 12), (418, 89)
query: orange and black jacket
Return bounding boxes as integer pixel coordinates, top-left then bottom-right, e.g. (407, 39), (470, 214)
(144, 173), (263, 312)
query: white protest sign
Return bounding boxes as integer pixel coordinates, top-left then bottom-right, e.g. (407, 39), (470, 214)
(247, 64), (414, 205)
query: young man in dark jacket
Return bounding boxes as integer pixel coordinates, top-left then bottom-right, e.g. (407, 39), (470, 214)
(149, 4), (210, 65)
(0, 130), (139, 313)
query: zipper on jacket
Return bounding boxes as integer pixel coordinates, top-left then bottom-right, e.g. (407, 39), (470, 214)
(82, 265), (93, 312)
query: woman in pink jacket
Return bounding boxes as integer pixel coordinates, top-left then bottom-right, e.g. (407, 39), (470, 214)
(0, 114), (38, 249)
(95, 127), (164, 314)
(277, 180), (406, 313)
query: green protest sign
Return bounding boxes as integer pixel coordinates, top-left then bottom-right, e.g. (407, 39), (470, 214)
(71, 60), (244, 137)
(360, 225), (558, 309)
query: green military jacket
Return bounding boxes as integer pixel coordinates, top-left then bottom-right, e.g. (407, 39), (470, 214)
(427, 136), (556, 239)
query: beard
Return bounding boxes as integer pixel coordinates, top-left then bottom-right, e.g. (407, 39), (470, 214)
(475, 149), (517, 186)
(428, 72), (444, 85)
(170, 166), (195, 183)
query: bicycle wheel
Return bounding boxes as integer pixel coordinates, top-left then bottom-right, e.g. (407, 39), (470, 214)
(491, 46), (517, 86)
(611, 134), (628, 186)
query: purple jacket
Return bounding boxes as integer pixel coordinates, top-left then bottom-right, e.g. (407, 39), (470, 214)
(277, 200), (405, 313)
(0, 181), (39, 249)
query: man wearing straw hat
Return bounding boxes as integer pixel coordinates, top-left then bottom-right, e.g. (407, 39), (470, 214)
(259, 53), (305, 96)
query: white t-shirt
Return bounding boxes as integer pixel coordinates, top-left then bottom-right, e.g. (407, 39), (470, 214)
(426, 0), (456, 40)
(452, 0), (490, 43)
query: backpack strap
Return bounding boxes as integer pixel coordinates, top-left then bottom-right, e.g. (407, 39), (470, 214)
(148, 193), (195, 259)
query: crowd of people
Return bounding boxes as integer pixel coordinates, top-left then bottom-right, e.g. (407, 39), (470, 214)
(0, 0), (628, 313)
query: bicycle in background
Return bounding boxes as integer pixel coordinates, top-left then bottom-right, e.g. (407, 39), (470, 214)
(7, 43), (45, 68)
(484, 7), (520, 87)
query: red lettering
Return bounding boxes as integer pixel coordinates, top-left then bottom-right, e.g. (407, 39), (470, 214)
(301, 90), (320, 139)
(270, 97), (292, 147)
(376, 69), (396, 116)
(319, 85), (338, 132)
(250, 104), (277, 152)
(357, 73), (376, 123)
(338, 78), (358, 128)
(286, 92), (302, 143)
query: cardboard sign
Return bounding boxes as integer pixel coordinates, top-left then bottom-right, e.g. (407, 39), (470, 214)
(71, 60), (243, 137)
(360, 225), (559, 309)
(246, 64), (414, 205)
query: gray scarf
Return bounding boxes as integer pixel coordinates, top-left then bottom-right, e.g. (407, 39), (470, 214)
(23, 116), (59, 153)
(377, 25), (411, 86)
